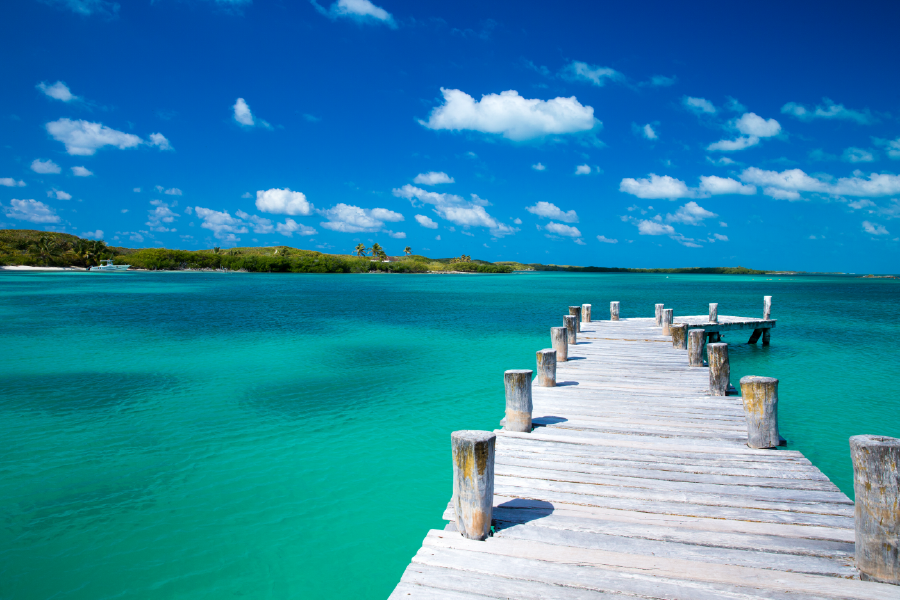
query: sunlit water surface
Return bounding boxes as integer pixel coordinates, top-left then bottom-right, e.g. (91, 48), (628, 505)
(2, 271), (898, 599)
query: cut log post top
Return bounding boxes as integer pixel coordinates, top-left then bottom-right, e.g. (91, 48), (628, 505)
(581, 303), (591, 323)
(671, 323), (688, 350)
(550, 326), (568, 362)
(849, 435), (900, 585)
(568, 306), (582, 332)
(451, 430), (496, 541)
(661, 308), (674, 335)
(564, 315), (577, 344)
(688, 328), (706, 367)
(709, 303), (718, 323)
(610, 301), (620, 321)
(655, 303), (664, 326)
(535, 349), (556, 387)
(739, 376), (780, 449)
(504, 369), (533, 433)
(708, 342), (730, 396)
(764, 295), (772, 320)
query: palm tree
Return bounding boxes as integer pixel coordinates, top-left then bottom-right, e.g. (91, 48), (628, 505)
(30, 236), (63, 266)
(404, 246), (412, 256)
(355, 243), (367, 257)
(213, 246), (221, 255)
(370, 242), (383, 259)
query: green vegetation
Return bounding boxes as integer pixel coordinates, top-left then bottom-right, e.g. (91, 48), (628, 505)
(0, 229), (113, 267)
(519, 264), (769, 275)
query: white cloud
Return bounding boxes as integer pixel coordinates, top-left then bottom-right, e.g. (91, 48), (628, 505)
(513, 218), (522, 224)
(3, 199), (60, 223)
(712, 233), (729, 241)
(45, 119), (149, 155)
(256, 188), (314, 216)
(163, 187), (183, 196)
(146, 201), (179, 229)
(862, 221), (889, 235)
(276, 218), (317, 237)
(31, 159), (61, 174)
(71, 166), (93, 177)
(642, 124), (657, 140)
(575, 164), (592, 175)
(636, 220), (675, 235)
(81, 230), (104, 239)
(698, 175), (756, 195)
(873, 137), (900, 159)
(320, 203), (403, 233)
(648, 75), (675, 87)
(764, 187), (802, 200)
(725, 97), (747, 113)
(0, 178), (26, 187)
(43, 0), (119, 17)
(740, 167), (900, 198)
(620, 174), (691, 199)
(387, 230), (406, 239)
(233, 98), (271, 129)
(315, 0), (396, 27)
(532, 162), (546, 171)
(848, 199), (875, 210)
(706, 156), (736, 166)
(596, 235), (617, 244)
(781, 99), (873, 124)
(413, 171), (454, 185)
(707, 136), (760, 152)
(241, 192), (252, 198)
(683, 96), (716, 114)
(543, 222), (582, 238)
(37, 81), (78, 102)
(393, 184), (517, 237)
(133, 188), (141, 193)
(435, 235), (441, 240)
(842, 147), (875, 163)
(148, 133), (172, 150)
(420, 88), (596, 141)
(49, 189), (72, 200)
(414, 214), (438, 229)
(194, 206), (248, 242)
(734, 113), (781, 137)
(665, 201), (716, 225)
(235, 210), (275, 234)
(526, 201), (578, 223)
(562, 61), (623, 87)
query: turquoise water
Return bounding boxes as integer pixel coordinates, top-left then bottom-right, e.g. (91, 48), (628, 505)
(2, 272), (898, 599)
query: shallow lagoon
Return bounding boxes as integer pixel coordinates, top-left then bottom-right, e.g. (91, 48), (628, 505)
(1, 271), (898, 599)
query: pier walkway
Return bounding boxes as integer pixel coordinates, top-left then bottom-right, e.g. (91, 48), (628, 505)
(391, 317), (896, 599)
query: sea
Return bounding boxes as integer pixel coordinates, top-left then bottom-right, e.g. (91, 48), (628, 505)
(1, 271), (898, 599)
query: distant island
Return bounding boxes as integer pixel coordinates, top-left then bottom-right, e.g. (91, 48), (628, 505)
(0, 228), (866, 276)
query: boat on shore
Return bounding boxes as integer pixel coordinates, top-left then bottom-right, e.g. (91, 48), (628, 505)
(90, 259), (130, 272)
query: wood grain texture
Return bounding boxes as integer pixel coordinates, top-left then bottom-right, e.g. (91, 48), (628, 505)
(569, 306), (582, 332)
(661, 308), (673, 335)
(655, 303), (664, 326)
(564, 315), (577, 345)
(582, 304), (591, 323)
(850, 435), (900, 584)
(504, 370), (533, 433)
(610, 301), (620, 321)
(451, 431), (496, 541)
(708, 343), (730, 396)
(740, 376), (780, 449)
(671, 323), (687, 350)
(551, 327), (568, 362)
(536, 349), (557, 387)
(688, 329), (706, 367)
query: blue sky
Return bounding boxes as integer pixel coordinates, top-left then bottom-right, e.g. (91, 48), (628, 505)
(2, 0), (899, 271)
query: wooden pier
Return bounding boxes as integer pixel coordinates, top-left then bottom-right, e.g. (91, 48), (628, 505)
(390, 312), (898, 599)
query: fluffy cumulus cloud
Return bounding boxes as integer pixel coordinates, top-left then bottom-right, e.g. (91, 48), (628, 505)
(525, 201), (578, 223)
(81, 230), (104, 239)
(734, 113), (781, 137)
(683, 96), (716, 114)
(146, 200), (179, 231)
(532, 162), (546, 171)
(596, 235), (618, 243)
(698, 175), (756, 195)
(2, 199), (60, 223)
(235, 210), (274, 234)
(49, 189), (72, 200)
(862, 221), (889, 235)
(71, 166), (93, 177)
(45, 119), (168, 156)
(276, 218), (317, 237)
(420, 88), (596, 141)
(642, 124), (657, 140)
(413, 171), (454, 185)
(255, 188), (314, 216)
(574, 164), (592, 175)
(37, 81), (77, 102)
(233, 98), (271, 129)
(31, 159), (61, 174)
(781, 99), (873, 124)
(320, 203), (404, 233)
(543, 222), (582, 238)
(843, 147), (875, 163)
(313, 0), (396, 27)
(393, 184), (517, 237)
(194, 207), (249, 243)
(622, 215), (701, 247)
(665, 201), (716, 225)
(873, 137), (900, 159)
(740, 167), (900, 199)
(0, 178), (26, 187)
(620, 174), (691, 199)
(414, 214), (438, 229)
(562, 61), (623, 87)
(707, 136), (759, 152)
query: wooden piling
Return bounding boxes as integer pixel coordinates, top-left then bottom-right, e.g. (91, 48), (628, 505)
(671, 323), (687, 349)
(504, 369), (533, 433)
(564, 315), (577, 345)
(581, 304), (591, 323)
(655, 304), (664, 326)
(764, 296), (772, 320)
(708, 342), (729, 396)
(610, 301), (620, 321)
(568, 306), (582, 332)
(739, 376), (780, 449)
(661, 308), (673, 335)
(551, 327), (568, 362)
(535, 349), (556, 387)
(762, 328), (771, 346)
(709, 303), (718, 323)
(688, 329), (705, 367)
(451, 430), (496, 541)
(849, 435), (900, 584)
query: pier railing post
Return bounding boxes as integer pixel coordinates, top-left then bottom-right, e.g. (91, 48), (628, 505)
(564, 315), (577, 345)
(655, 304), (664, 326)
(762, 328), (771, 346)
(850, 435), (900, 584)
(661, 309), (673, 335)
(764, 296), (772, 320)
(504, 369), (533, 433)
(739, 376), (780, 449)
(708, 343), (729, 395)
(671, 323), (687, 349)
(536, 349), (556, 387)
(709, 303), (718, 323)
(688, 329), (706, 366)
(568, 306), (582, 332)
(610, 301), (620, 321)
(582, 304), (591, 323)
(551, 327), (568, 362)
(451, 430), (496, 541)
